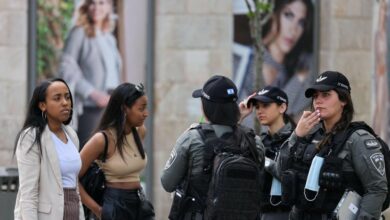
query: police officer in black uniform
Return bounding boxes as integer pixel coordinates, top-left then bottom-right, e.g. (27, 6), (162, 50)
(239, 86), (295, 220)
(161, 75), (265, 220)
(278, 71), (387, 220)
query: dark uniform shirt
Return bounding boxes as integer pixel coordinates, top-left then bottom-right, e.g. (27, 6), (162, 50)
(260, 122), (294, 216)
(261, 122), (294, 160)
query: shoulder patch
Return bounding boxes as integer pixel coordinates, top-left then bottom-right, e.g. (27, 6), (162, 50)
(189, 123), (200, 130)
(355, 129), (370, 136)
(364, 139), (380, 149)
(370, 153), (385, 176)
(164, 149), (177, 170)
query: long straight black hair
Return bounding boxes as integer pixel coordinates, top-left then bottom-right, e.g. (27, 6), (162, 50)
(95, 83), (146, 160)
(317, 88), (354, 150)
(14, 78), (73, 155)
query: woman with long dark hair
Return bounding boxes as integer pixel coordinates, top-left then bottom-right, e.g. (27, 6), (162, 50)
(78, 83), (152, 220)
(278, 71), (387, 219)
(262, 0), (315, 120)
(262, 0), (313, 87)
(14, 78), (84, 220)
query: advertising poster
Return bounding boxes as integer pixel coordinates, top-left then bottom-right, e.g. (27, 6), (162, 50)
(233, 0), (317, 124)
(372, 0), (389, 142)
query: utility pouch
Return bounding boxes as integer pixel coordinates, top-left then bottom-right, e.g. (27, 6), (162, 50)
(168, 156), (194, 220)
(281, 169), (297, 206)
(168, 188), (193, 220)
(319, 156), (344, 190)
(332, 190), (361, 220)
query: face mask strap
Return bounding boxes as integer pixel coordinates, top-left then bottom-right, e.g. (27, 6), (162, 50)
(269, 177), (283, 206)
(269, 196), (282, 206)
(304, 188), (320, 202)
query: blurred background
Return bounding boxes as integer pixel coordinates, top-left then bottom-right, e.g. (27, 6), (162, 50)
(0, 0), (388, 219)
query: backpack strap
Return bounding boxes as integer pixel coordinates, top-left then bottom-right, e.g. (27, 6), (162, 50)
(198, 123), (218, 141)
(332, 122), (374, 156)
(197, 123), (219, 173)
(236, 125), (261, 164)
(177, 124), (217, 210)
(100, 131), (109, 162)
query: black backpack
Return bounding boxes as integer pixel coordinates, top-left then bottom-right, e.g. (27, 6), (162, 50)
(333, 121), (390, 211)
(198, 124), (263, 220)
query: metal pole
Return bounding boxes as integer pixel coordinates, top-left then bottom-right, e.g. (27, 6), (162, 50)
(145, 0), (155, 202)
(27, 0), (37, 99)
(313, 0), (320, 76)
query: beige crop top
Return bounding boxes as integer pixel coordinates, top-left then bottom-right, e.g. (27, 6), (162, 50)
(97, 129), (147, 183)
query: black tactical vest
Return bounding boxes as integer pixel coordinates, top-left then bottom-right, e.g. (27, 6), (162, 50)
(286, 128), (364, 213)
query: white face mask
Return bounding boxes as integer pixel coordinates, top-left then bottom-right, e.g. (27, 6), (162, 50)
(304, 155), (324, 201)
(270, 177), (282, 206)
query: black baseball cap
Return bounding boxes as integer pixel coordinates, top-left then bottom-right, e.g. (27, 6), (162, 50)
(192, 75), (238, 103)
(248, 86), (288, 106)
(305, 71), (351, 98)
